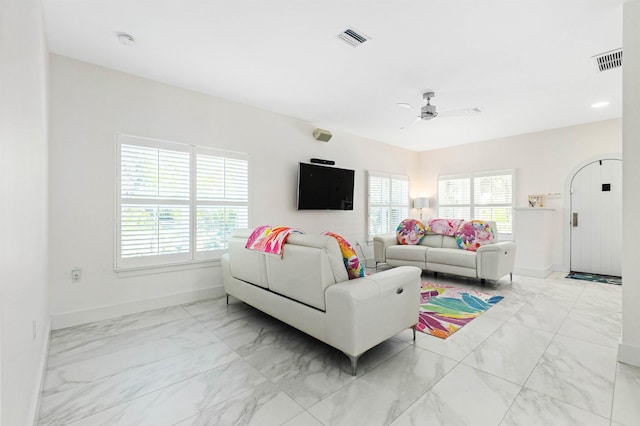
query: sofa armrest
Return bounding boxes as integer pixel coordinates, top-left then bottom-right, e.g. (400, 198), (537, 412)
(373, 234), (399, 263)
(476, 241), (517, 280)
(324, 266), (421, 357)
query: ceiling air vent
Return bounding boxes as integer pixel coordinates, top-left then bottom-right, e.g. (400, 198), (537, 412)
(593, 48), (623, 72)
(338, 28), (370, 47)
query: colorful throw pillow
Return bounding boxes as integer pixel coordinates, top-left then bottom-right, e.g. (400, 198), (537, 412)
(396, 218), (426, 245)
(455, 220), (494, 251)
(322, 232), (365, 280)
(426, 218), (464, 236)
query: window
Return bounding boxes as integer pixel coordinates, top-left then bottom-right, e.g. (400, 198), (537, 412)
(438, 170), (514, 236)
(116, 134), (249, 269)
(367, 171), (409, 240)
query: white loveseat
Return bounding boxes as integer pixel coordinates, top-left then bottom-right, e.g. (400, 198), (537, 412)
(374, 221), (516, 282)
(221, 229), (422, 375)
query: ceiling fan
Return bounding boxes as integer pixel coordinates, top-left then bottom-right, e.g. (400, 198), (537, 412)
(398, 91), (482, 129)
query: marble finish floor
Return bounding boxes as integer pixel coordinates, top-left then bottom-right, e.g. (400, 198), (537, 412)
(38, 271), (640, 425)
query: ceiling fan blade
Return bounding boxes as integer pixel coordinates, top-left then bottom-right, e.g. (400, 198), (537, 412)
(438, 107), (483, 117)
(400, 116), (421, 129)
(397, 102), (418, 110)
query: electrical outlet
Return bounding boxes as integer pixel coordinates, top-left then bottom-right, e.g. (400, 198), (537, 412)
(72, 268), (81, 283)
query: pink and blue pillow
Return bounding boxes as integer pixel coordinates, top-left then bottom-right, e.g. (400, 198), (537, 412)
(455, 220), (494, 251)
(323, 232), (365, 280)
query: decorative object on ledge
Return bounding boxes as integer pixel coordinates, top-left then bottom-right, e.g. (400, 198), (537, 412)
(413, 197), (430, 219)
(528, 194), (546, 208)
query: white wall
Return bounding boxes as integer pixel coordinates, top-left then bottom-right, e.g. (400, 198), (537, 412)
(0, 0), (50, 424)
(415, 119), (622, 272)
(48, 55), (418, 328)
(619, 0), (640, 367)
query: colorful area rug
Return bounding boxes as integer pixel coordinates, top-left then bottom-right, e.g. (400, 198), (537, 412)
(566, 271), (622, 285)
(417, 283), (504, 339)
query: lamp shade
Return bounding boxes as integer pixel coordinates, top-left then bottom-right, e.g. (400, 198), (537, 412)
(413, 197), (430, 209)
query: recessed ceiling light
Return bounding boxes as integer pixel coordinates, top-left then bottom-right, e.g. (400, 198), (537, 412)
(117, 33), (135, 46)
(591, 101), (610, 108)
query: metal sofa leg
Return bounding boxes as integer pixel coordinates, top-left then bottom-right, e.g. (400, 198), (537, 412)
(347, 354), (360, 376)
(413, 326), (416, 342)
(510, 272), (513, 282)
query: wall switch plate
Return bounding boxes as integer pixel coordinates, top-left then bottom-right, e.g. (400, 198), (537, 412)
(546, 192), (562, 199)
(72, 268), (81, 282)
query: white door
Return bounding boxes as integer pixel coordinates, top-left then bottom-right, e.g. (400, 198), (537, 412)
(570, 159), (622, 276)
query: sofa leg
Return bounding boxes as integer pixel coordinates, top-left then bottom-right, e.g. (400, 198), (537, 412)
(510, 273), (513, 282)
(481, 278), (486, 285)
(226, 294), (229, 305)
(413, 326), (416, 342)
(347, 354), (359, 376)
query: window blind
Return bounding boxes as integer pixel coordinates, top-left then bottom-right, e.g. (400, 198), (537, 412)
(368, 171), (409, 240)
(438, 170), (514, 236)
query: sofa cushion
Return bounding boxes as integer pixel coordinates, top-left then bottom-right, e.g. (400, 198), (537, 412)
(455, 220), (494, 251)
(419, 233), (444, 248)
(322, 232), (365, 279)
(266, 234), (345, 311)
(387, 245), (428, 262)
(427, 248), (477, 269)
(396, 218), (426, 245)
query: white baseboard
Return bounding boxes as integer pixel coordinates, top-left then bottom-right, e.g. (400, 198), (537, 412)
(30, 317), (51, 426)
(618, 342), (640, 367)
(50, 286), (225, 330)
(513, 265), (553, 278)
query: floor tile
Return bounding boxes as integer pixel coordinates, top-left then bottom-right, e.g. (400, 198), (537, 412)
(273, 337), (408, 408)
(308, 346), (456, 426)
(42, 319), (220, 396)
(174, 381), (303, 426)
(500, 388), (609, 426)
(415, 313), (504, 361)
(47, 317), (213, 370)
(65, 359), (267, 426)
(49, 305), (190, 350)
(556, 305), (621, 348)
(281, 411), (324, 426)
(462, 322), (554, 385)
(507, 295), (574, 333)
(391, 364), (521, 426)
(525, 335), (617, 417)
(612, 362), (640, 426)
(39, 342), (238, 425)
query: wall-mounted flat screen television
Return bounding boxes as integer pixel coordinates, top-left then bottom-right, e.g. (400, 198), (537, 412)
(297, 162), (354, 210)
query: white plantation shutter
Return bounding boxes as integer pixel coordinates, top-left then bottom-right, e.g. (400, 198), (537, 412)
(116, 134), (249, 269)
(473, 172), (513, 234)
(196, 149), (249, 257)
(438, 170), (514, 237)
(368, 171), (409, 240)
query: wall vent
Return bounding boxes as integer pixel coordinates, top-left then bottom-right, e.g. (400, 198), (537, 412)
(338, 28), (370, 47)
(593, 48), (623, 72)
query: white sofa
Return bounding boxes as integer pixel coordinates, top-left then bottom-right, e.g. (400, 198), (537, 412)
(374, 221), (516, 282)
(221, 229), (422, 375)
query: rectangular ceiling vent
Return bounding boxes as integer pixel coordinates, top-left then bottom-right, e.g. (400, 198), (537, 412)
(593, 48), (623, 72)
(338, 28), (370, 47)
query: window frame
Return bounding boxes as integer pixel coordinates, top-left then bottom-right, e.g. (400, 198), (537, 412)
(437, 169), (515, 238)
(367, 171), (410, 241)
(115, 134), (249, 271)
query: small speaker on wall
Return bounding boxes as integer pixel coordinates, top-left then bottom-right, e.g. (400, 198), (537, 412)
(310, 158), (335, 165)
(312, 128), (333, 142)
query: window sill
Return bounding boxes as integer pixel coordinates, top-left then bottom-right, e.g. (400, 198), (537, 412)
(115, 258), (221, 278)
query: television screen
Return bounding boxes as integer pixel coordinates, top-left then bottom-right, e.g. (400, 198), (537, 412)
(297, 162), (355, 210)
